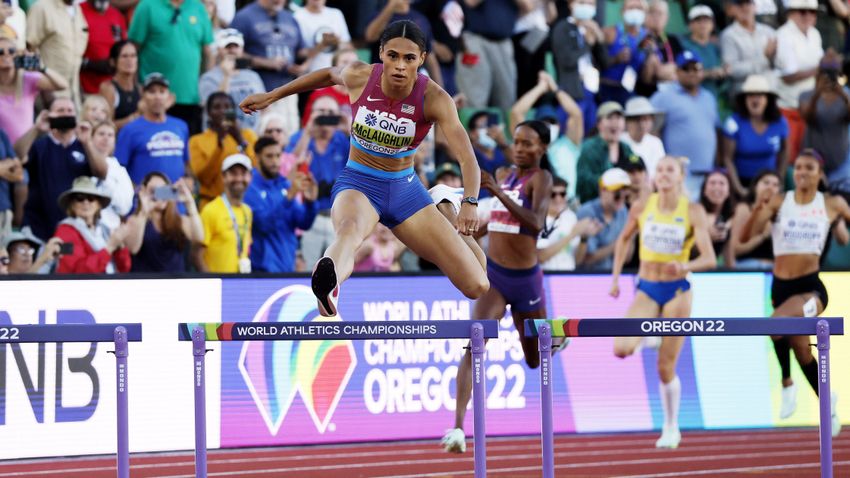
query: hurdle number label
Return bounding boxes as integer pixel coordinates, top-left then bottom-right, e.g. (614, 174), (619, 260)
(0, 327), (20, 340)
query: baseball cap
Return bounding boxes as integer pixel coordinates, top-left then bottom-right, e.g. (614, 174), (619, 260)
(534, 104), (560, 123)
(222, 154), (253, 172)
(676, 50), (702, 68)
(142, 72), (169, 91)
(434, 162), (461, 180)
(616, 154), (647, 173)
(599, 168), (632, 191)
(688, 5), (714, 21)
(597, 101), (624, 120)
(216, 28), (244, 49)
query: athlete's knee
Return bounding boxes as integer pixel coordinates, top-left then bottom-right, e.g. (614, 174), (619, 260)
(613, 343), (635, 359)
(334, 217), (364, 237)
(657, 361), (676, 383)
(460, 274), (489, 300)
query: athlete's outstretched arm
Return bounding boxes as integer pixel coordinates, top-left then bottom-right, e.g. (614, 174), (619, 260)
(609, 200), (643, 297)
(240, 62), (370, 114)
(682, 203), (718, 273)
(427, 85), (480, 235)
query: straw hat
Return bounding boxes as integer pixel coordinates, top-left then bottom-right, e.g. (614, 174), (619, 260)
(57, 176), (111, 210)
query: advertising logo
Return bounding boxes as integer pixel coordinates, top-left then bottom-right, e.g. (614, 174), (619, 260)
(238, 285), (356, 435)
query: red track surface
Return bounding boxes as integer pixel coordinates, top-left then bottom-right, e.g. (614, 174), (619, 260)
(0, 428), (846, 477)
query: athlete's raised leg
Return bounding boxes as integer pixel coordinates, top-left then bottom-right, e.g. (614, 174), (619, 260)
(613, 291), (661, 358)
(392, 205), (489, 299)
(312, 190), (379, 316)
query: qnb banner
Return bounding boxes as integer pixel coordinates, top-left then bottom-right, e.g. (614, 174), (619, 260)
(218, 277), (572, 446)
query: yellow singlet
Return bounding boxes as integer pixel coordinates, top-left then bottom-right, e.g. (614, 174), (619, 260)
(638, 193), (695, 264)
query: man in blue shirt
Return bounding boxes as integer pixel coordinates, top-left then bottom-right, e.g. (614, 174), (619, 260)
(284, 96), (348, 267)
(650, 50), (720, 199)
(115, 73), (190, 184)
(576, 168), (631, 271)
(244, 137), (318, 272)
(230, 0), (308, 92)
(23, 97), (109, 241)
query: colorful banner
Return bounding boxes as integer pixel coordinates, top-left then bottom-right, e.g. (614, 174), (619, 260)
(0, 273), (847, 458)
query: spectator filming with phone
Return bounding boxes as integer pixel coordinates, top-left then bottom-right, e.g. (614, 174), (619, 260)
(284, 95), (348, 268)
(190, 91), (257, 209)
(199, 29), (265, 131)
(53, 176), (131, 274)
(0, 36), (68, 145)
(124, 172), (204, 272)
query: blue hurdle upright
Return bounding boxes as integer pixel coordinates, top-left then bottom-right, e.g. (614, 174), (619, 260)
(525, 317), (844, 478)
(178, 320), (499, 478)
(0, 323), (143, 478)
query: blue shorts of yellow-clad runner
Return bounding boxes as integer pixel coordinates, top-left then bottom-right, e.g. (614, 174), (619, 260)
(636, 277), (691, 308)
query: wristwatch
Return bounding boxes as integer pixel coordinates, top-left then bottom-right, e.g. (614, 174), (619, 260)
(461, 197), (478, 206)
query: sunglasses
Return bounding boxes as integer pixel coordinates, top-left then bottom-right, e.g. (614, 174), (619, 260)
(72, 194), (100, 203)
(681, 64), (703, 73)
(0, 48), (16, 56)
(551, 191), (567, 198)
(12, 244), (34, 256)
(265, 128), (284, 134)
(170, 8), (181, 24)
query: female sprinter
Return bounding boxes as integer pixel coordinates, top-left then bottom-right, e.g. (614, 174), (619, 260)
(241, 20), (488, 315)
(609, 156), (717, 449)
(741, 149), (850, 437)
(442, 120), (554, 453)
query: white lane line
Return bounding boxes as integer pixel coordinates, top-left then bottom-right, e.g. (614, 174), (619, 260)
(611, 460), (850, 477)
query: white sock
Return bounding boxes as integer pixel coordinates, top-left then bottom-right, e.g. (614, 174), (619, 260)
(659, 375), (681, 431)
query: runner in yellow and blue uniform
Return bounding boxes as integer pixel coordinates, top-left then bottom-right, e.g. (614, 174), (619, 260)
(609, 156), (717, 449)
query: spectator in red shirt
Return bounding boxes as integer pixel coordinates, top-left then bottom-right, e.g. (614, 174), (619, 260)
(53, 176), (130, 274)
(80, 0), (128, 95)
(300, 47), (357, 128)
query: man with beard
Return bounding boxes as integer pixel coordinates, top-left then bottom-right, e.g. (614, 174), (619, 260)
(243, 136), (318, 272)
(198, 153), (253, 273)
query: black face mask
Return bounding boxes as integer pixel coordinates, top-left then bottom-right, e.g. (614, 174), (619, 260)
(49, 116), (77, 131)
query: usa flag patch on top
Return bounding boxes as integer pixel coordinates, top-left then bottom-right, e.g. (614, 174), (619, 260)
(401, 104), (415, 115)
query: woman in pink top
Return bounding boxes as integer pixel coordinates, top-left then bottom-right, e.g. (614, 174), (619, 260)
(0, 36), (68, 143)
(353, 223), (404, 272)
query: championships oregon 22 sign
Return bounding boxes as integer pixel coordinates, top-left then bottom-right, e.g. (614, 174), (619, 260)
(0, 273), (847, 458)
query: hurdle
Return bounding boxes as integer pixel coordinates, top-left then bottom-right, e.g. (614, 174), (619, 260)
(525, 317), (844, 478)
(0, 323), (143, 478)
(178, 320), (499, 478)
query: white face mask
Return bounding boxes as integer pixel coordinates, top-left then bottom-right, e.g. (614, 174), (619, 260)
(572, 3), (596, 21)
(476, 128), (497, 150)
(623, 8), (646, 26)
(548, 124), (560, 142)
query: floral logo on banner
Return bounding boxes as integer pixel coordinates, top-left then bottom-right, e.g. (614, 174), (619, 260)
(237, 285), (357, 435)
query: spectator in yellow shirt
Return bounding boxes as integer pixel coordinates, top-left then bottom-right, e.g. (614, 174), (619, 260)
(197, 154), (253, 273)
(190, 92), (257, 209)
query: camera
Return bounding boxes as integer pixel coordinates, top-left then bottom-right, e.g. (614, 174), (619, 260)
(315, 115), (341, 126)
(13, 55), (41, 71)
(153, 185), (179, 201)
(223, 110), (238, 122)
(58, 243), (74, 255)
(234, 57), (252, 70)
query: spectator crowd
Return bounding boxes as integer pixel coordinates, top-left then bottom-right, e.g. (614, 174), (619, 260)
(0, 0), (849, 275)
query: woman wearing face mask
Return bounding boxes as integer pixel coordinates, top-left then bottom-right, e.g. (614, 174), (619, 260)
(468, 110), (513, 197)
(600, 0), (650, 106)
(0, 36), (68, 144)
(740, 149), (850, 438)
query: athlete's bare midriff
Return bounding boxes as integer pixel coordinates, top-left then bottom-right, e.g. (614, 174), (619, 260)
(489, 232), (538, 270)
(349, 147), (415, 172)
(638, 261), (689, 283)
(774, 255), (820, 280)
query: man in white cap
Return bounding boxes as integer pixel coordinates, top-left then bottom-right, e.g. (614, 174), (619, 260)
(575, 168), (633, 271)
(199, 29), (265, 130)
(197, 153), (253, 273)
(679, 5), (728, 98)
(621, 96), (664, 177)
